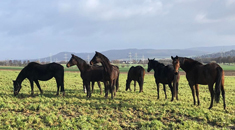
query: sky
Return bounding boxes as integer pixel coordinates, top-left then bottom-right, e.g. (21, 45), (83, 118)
(0, 0), (235, 60)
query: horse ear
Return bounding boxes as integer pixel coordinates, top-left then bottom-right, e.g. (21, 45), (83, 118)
(71, 54), (74, 57)
(171, 56), (174, 60)
(148, 58), (149, 61)
(176, 55), (178, 59)
(153, 58), (155, 60)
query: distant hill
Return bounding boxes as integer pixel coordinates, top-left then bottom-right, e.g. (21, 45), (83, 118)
(197, 50), (235, 58)
(186, 45), (235, 54)
(30, 45), (235, 62)
(32, 49), (206, 62)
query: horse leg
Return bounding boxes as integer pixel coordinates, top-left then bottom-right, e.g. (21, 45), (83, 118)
(88, 82), (91, 98)
(176, 81), (179, 100)
(97, 81), (102, 95)
(138, 79), (144, 93)
(104, 81), (109, 98)
(91, 81), (95, 93)
(83, 84), (87, 93)
(30, 80), (34, 96)
(195, 84), (200, 106)
(156, 82), (160, 99)
(189, 83), (196, 105)
(221, 83), (226, 110)
(163, 84), (167, 99)
(113, 79), (116, 97)
(110, 80), (114, 99)
(134, 81), (136, 92)
(34, 80), (43, 94)
(208, 84), (214, 109)
(168, 83), (174, 101)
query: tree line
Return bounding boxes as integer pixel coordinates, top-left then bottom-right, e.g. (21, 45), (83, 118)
(1, 56), (235, 67)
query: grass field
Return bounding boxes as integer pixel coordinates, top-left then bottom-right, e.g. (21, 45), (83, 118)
(0, 70), (235, 129)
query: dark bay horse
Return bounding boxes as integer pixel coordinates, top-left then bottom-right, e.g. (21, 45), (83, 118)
(90, 51), (120, 99)
(13, 62), (65, 96)
(126, 66), (145, 93)
(147, 58), (180, 101)
(171, 56), (226, 109)
(66, 54), (104, 95)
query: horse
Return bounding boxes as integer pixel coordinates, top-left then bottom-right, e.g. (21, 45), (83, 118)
(90, 51), (120, 99)
(13, 62), (65, 96)
(66, 54), (104, 95)
(147, 58), (180, 101)
(126, 66), (145, 93)
(171, 56), (226, 110)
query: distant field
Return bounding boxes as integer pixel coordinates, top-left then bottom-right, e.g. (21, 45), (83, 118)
(0, 70), (234, 129)
(0, 63), (235, 72)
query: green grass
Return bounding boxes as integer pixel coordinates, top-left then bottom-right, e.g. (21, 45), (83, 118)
(0, 70), (234, 129)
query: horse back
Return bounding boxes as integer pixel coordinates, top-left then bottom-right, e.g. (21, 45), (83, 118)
(187, 62), (222, 85)
(82, 65), (104, 81)
(24, 62), (64, 80)
(128, 66), (145, 80)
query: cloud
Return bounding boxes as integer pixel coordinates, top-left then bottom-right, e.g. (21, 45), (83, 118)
(195, 13), (221, 24)
(0, 0), (235, 60)
(226, 0), (235, 6)
(58, 0), (166, 21)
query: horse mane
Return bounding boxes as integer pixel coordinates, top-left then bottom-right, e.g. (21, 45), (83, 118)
(96, 52), (112, 73)
(181, 57), (203, 65)
(96, 52), (110, 64)
(150, 59), (165, 68)
(72, 55), (91, 71)
(73, 55), (87, 64)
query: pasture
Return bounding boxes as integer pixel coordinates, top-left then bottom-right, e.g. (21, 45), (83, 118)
(0, 70), (235, 129)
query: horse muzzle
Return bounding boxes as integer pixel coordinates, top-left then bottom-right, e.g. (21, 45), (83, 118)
(66, 63), (70, 68)
(174, 72), (178, 75)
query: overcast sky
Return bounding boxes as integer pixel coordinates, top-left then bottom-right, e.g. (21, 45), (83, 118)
(0, 0), (235, 60)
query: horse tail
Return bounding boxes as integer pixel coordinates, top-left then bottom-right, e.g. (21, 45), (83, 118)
(215, 67), (223, 103)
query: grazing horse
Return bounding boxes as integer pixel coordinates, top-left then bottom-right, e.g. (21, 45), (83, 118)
(90, 51), (120, 99)
(13, 62), (65, 96)
(171, 56), (226, 110)
(147, 58), (180, 101)
(66, 54), (105, 95)
(126, 66), (145, 93)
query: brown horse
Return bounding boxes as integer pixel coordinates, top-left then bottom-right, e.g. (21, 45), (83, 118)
(171, 56), (226, 110)
(126, 66), (145, 93)
(147, 58), (180, 101)
(90, 51), (120, 99)
(66, 54), (104, 95)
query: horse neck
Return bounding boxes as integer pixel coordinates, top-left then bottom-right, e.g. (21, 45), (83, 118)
(152, 61), (164, 72)
(99, 59), (112, 76)
(16, 68), (26, 84)
(75, 57), (91, 73)
(179, 57), (201, 73)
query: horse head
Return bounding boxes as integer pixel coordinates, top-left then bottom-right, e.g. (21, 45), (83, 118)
(171, 56), (180, 75)
(147, 58), (155, 72)
(13, 80), (21, 96)
(90, 51), (102, 65)
(66, 54), (77, 68)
